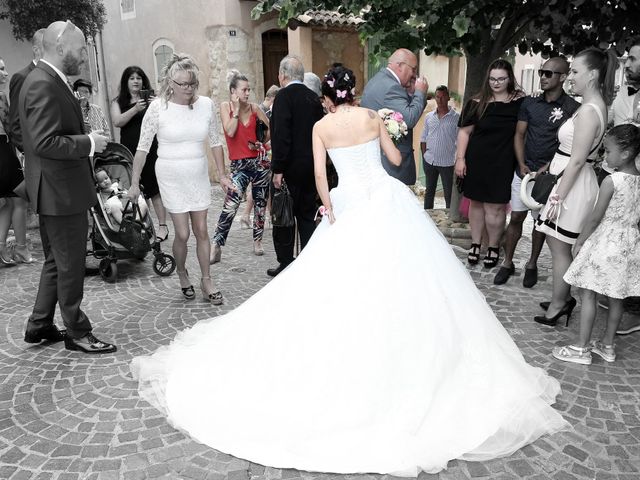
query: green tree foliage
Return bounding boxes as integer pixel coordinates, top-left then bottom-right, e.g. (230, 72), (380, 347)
(0, 0), (107, 40)
(252, 0), (640, 96)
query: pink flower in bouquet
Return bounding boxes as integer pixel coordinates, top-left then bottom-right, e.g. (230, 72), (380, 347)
(391, 111), (404, 122)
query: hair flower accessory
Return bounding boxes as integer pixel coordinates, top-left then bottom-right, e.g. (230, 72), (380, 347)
(378, 108), (408, 144)
(336, 89), (347, 99)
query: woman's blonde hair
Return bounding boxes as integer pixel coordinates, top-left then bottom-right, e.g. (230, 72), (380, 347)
(159, 53), (200, 108)
(227, 69), (248, 93)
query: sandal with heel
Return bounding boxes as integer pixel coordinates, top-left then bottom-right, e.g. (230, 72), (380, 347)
(156, 224), (169, 242)
(201, 276), (223, 305)
(0, 242), (16, 265)
(13, 244), (35, 263)
(177, 269), (195, 300)
(483, 246), (500, 268)
(467, 243), (481, 265)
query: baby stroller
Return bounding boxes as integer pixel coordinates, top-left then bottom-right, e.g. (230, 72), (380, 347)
(88, 143), (176, 282)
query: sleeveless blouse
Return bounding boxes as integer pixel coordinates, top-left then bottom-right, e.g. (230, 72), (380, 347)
(224, 106), (259, 161)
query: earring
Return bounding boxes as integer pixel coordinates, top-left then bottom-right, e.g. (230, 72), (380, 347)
(169, 87), (174, 96)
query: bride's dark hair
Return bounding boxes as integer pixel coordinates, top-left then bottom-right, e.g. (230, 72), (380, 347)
(321, 65), (356, 106)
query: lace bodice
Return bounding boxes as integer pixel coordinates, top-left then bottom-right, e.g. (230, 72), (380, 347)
(138, 96), (222, 159)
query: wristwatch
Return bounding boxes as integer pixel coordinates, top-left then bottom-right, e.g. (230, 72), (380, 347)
(232, 112), (239, 119)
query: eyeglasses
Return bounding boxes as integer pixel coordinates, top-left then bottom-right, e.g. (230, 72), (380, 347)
(397, 61), (418, 74)
(56, 20), (76, 42)
(171, 79), (197, 90)
(537, 69), (564, 78)
(489, 77), (509, 84)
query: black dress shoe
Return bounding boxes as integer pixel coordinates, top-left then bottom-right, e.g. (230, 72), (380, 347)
(64, 333), (117, 354)
(493, 265), (515, 285)
(24, 326), (66, 343)
(523, 267), (538, 288)
(266, 264), (287, 277)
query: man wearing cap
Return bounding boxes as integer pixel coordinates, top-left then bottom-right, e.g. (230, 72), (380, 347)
(72, 78), (111, 140)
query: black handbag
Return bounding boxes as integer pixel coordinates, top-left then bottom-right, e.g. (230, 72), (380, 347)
(530, 171), (563, 204)
(270, 182), (295, 227)
(256, 119), (268, 143)
(119, 201), (150, 258)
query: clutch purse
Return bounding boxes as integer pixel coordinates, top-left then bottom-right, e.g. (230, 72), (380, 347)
(255, 119), (269, 144)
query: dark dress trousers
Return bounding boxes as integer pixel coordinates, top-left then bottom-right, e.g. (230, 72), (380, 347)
(19, 61), (96, 339)
(270, 83), (324, 266)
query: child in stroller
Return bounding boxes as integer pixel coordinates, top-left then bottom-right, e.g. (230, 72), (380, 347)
(95, 167), (147, 226)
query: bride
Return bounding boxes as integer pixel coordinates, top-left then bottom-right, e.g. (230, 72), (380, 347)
(131, 65), (568, 476)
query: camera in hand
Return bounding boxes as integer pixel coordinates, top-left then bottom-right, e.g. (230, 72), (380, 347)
(140, 89), (154, 102)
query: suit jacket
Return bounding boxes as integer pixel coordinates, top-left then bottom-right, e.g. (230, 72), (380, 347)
(360, 68), (426, 185)
(18, 61), (94, 215)
(270, 83), (324, 187)
(8, 61), (35, 151)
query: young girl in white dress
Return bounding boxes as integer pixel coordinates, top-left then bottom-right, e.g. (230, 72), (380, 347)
(553, 124), (640, 365)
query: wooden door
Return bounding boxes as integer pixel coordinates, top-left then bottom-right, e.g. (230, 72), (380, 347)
(262, 30), (288, 91)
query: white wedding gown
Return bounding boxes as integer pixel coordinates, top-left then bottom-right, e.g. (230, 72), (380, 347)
(131, 138), (568, 476)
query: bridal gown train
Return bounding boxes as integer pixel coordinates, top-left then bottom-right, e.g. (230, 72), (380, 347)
(131, 138), (568, 476)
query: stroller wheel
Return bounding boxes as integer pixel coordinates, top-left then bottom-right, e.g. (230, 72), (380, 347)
(153, 253), (176, 277)
(99, 258), (118, 283)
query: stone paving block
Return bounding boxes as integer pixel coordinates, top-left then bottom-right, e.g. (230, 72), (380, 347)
(464, 461), (490, 477)
(562, 445), (589, 463)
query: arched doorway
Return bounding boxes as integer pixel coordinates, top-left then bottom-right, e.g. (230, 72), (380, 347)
(262, 30), (288, 91)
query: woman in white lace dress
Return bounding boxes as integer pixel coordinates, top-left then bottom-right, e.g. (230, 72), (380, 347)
(128, 54), (232, 305)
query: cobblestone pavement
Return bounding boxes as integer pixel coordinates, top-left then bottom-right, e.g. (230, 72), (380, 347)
(1, 188), (639, 480)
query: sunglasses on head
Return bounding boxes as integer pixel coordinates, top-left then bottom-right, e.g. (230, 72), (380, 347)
(537, 69), (564, 79)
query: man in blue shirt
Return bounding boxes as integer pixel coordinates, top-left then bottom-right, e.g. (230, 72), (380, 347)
(494, 57), (579, 287)
(419, 85), (459, 209)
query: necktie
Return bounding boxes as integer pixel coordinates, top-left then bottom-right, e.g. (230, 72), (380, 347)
(628, 86), (639, 96)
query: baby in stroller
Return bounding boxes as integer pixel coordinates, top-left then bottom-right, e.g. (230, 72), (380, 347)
(95, 167), (147, 225)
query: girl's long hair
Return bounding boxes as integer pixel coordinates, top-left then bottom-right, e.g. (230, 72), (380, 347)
(471, 58), (521, 119)
(115, 66), (152, 111)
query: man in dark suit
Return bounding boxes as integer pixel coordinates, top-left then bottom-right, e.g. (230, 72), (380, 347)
(360, 48), (428, 185)
(267, 55), (324, 277)
(8, 28), (45, 150)
(19, 20), (115, 353)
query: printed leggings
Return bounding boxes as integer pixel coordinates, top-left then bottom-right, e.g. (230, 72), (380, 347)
(213, 157), (270, 245)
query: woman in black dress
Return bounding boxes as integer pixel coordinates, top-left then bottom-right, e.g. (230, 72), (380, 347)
(0, 57), (34, 265)
(454, 59), (525, 267)
(111, 66), (168, 242)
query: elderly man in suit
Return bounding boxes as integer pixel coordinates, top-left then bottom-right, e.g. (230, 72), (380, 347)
(19, 20), (115, 353)
(267, 55), (324, 277)
(360, 48), (428, 185)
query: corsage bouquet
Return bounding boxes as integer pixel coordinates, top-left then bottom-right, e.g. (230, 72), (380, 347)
(377, 108), (408, 144)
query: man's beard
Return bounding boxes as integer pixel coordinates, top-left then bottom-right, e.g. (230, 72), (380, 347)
(62, 52), (82, 76)
(626, 68), (640, 86)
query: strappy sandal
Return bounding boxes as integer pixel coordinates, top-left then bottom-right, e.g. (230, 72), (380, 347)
(156, 224), (169, 242)
(177, 269), (195, 300)
(467, 243), (481, 265)
(483, 246), (500, 268)
(201, 277), (223, 305)
(13, 244), (35, 263)
(0, 242), (16, 265)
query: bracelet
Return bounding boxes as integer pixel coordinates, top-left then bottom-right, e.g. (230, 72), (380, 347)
(548, 194), (563, 205)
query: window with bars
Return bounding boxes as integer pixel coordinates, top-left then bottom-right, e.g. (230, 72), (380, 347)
(120, 0), (136, 20)
(154, 44), (174, 83)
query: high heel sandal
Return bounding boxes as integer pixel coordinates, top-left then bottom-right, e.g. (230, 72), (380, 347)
(201, 277), (223, 305)
(253, 241), (264, 256)
(534, 299), (576, 327)
(0, 242), (16, 265)
(210, 244), (222, 264)
(13, 244), (35, 263)
(467, 243), (481, 265)
(540, 296), (576, 312)
(156, 224), (169, 242)
(177, 269), (195, 300)
(483, 246), (500, 268)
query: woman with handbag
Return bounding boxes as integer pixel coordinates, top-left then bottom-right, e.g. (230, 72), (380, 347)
(210, 70), (271, 263)
(0, 57), (34, 265)
(534, 47), (616, 327)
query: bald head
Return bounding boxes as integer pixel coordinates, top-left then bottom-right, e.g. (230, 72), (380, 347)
(387, 48), (418, 87)
(42, 21), (87, 75)
(544, 56), (570, 75)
